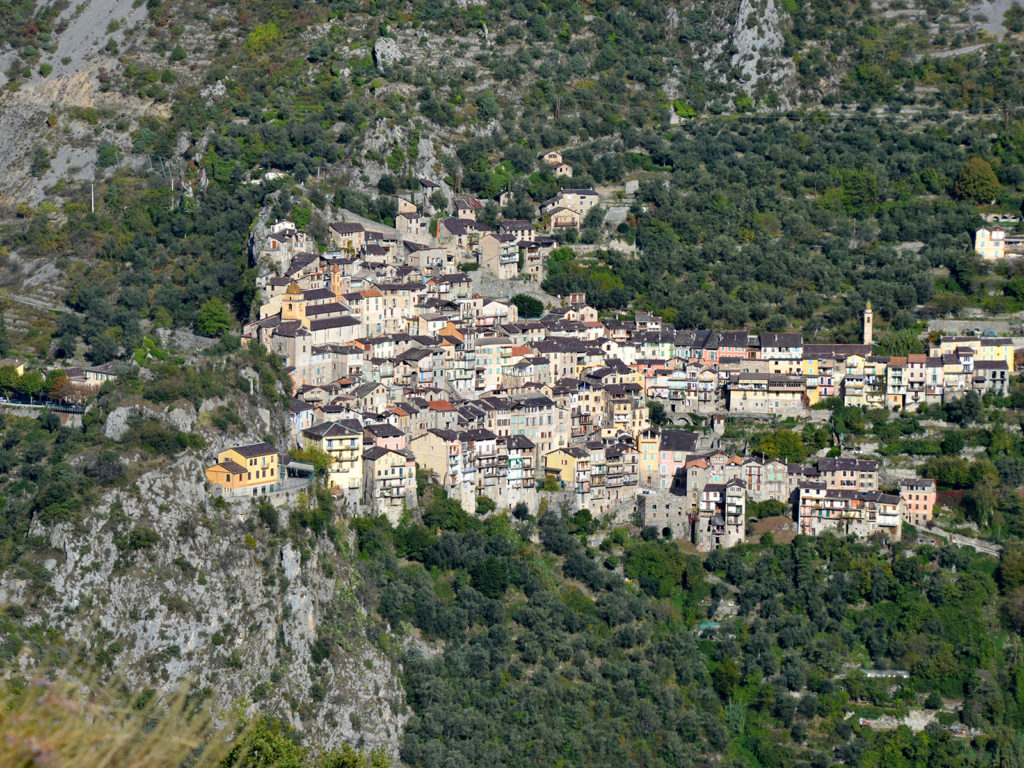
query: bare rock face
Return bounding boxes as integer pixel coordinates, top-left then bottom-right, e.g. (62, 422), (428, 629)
(104, 406), (134, 440)
(729, 0), (796, 105)
(0, 454), (408, 756)
(103, 403), (197, 440)
(166, 405), (198, 433)
(373, 38), (403, 70)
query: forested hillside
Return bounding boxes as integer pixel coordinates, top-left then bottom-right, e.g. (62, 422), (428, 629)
(4, 0), (1024, 765)
(3, 0), (1024, 353)
(350, 491), (1024, 767)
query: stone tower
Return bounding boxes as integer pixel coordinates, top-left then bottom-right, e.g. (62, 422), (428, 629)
(863, 301), (873, 347)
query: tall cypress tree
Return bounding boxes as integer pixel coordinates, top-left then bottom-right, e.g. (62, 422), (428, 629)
(0, 312), (10, 358)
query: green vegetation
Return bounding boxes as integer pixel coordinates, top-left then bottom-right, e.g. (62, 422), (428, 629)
(352, 483), (1024, 767)
(510, 293), (543, 318)
(5, 0), (1024, 358)
(0, 673), (389, 767)
(196, 297), (233, 337)
(0, 347), (290, 602)
(7, 0), (1023, 359)
(6, 0), (1024, 763)
(540, 116), (1001, 332)
(955, 158), (1002, 204)
(800, 390), (1024, 538)
(219, 713), (389, 768)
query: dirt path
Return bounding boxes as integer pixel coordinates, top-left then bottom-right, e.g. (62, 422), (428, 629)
(923, 525), (1002, 556)
(916, 43), (987, 60)
(0, 292), (80, 316)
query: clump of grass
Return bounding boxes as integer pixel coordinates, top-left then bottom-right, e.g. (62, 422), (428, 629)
(0, 676), (228, 768)
(0, 673), (392, 767)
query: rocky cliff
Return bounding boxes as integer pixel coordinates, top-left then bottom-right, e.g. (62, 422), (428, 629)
(0, 351), (408, 756)
(0, 449), (407, 755)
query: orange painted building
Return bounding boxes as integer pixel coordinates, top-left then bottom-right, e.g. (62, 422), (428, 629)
(205, 442), (279, 493)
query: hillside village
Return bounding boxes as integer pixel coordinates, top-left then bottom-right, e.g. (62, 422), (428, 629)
(6, 0), (1024, 759)
(195, 187), (1019, 553)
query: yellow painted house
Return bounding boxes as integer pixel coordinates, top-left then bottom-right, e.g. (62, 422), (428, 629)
(0, 358), (25, 377)
(638, 429), (659, 486)
(932, 336), (1014, 369)
(800, 357), (821, 407)
(841, 355), (888, 409)
(302, 421), (363, 494)
(544, 446), (590, 488)
(205, 442), (279, 492)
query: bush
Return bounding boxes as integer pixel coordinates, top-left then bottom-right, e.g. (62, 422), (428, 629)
(125, 418), (203, 456)
(954, 158), (1000, 203)
(538, 475), (560, 491)
(30, 146), (50, 177)
(85, 452), (125, 485)
(258, 500), (279, 532)
(115, 526), (159, 552)
(511, 293), (544, 318)
(195, 297), (232, 337)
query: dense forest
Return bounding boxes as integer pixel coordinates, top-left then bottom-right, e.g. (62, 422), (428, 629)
(347, 484), (1024, 767)
(543, 115), (995, 332)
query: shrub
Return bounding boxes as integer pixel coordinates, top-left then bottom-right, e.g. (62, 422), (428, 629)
(257, 500), (279, 533)
(115, 526), (159, 552)
(539, 475), (560, 491)
(511, 293), (544, 318)
(125, 418), (203, 456)
(85, 452), (125, 485)
(195, 298), (231, 337)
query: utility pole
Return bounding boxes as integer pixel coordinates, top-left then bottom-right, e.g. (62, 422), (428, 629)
(87, 160), (96, 213)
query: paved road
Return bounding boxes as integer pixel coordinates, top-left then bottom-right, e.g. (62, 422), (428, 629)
(1, 400), (85, 413)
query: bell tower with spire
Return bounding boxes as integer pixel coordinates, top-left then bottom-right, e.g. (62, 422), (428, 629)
(863, 301), (873, 347)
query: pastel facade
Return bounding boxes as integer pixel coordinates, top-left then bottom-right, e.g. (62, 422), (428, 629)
(205, 442), (279, 495)
(974, 226), (1006, 260)
(302, 422), (362, 500)
(899, 477), (937, 528)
